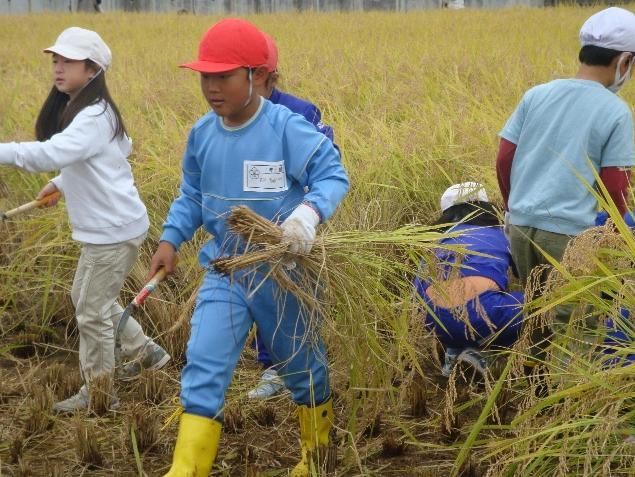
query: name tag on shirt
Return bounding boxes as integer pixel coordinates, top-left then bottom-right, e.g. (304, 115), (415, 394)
(243, 161), (288, 193)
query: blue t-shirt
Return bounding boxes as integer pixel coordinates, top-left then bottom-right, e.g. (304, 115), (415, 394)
(414, 224), (513, 295)
(500, 79), (635, 236)
(160, 98), (349, 265)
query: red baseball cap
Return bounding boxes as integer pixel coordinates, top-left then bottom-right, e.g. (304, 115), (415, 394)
(181, 18), (269, 73)
(263, 33), (278, 73)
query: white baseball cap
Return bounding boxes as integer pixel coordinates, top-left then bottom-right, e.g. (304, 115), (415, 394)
(440, 182), (489, 212)
(580, 7), (635, 52)
(44, 27), (112, 71)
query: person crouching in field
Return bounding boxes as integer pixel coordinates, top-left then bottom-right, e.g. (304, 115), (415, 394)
(594, 211), (635, 367)
(247, 31), (341, 400)
(147, 19), (349, 476)
(0, 27), (170, 412)
(497, 7), (635, 365)
(414, 183), (524, 379)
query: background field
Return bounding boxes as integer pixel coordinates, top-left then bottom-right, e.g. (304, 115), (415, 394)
(0, 7), (633, 476)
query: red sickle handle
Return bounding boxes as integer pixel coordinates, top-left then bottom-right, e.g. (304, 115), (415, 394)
(131, 268), (167, 306)
(3, 191), (62, 218)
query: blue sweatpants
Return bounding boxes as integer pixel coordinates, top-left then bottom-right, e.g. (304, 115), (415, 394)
(423, 289), (524, 349)
(253, 330), (275, 368)
(181, 270), (330, 419)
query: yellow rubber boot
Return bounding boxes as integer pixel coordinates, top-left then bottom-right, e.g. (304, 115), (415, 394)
(163, 412), (221, 477)
(290, 398), (334, 477)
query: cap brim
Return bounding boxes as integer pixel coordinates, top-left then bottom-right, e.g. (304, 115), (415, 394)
(179, 61), (244, 73)
(43, 45), (89, 61)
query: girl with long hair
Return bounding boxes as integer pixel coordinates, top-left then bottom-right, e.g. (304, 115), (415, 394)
(0, 27), (169, 412)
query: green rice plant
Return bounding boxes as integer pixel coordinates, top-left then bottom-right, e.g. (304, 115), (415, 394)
(475, 201), (635, 476)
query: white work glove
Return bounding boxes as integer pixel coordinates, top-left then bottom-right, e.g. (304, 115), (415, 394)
(503, 211), (511, 242)
(280, 203), (320, 255)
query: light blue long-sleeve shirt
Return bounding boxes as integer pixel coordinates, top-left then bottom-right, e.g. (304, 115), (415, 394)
(160, 98), (349, 265)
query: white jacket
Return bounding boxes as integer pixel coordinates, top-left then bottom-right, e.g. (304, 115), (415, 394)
(0, 101), (148, 244)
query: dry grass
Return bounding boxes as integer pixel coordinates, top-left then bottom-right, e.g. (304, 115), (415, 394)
(0, 6), (633, 477)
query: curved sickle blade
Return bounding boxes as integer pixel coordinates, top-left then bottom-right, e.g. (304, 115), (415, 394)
(115, 304), (135, 366)
(114, 268), (167, 366)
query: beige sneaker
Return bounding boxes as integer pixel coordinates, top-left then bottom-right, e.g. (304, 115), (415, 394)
(53, 385), (120, 413)
(118, 342), (170, 381)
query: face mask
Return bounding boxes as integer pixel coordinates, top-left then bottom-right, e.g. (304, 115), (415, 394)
(608, 53), (633, 94)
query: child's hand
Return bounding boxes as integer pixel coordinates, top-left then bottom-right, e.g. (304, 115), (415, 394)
(147, 241), (178, 280)
(281, 203), (320, 254)
(36, 182), (60, 208)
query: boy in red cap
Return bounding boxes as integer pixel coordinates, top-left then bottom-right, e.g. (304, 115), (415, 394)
(148, 18), (349, 477)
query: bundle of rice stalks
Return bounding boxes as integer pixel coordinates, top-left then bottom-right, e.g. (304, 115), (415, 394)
(214, 205), (448, 319)
(213, 205), (458, 448)
(226, 206), (284, 247)
(219, 207), (446, 328)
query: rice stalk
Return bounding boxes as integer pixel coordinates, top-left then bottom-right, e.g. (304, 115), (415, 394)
(482, 219), (635, 476)
(73, 415), (104, 469)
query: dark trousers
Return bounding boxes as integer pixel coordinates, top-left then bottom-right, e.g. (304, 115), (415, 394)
(509, 225), (573, 360)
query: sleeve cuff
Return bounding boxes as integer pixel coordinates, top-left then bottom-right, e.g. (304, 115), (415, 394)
(301, 200), (322, 224)
(160, 228), (185, 251)
(49, 175), (63, 192)
(498, 130), (518, 144)
(0, 143), (17, 166)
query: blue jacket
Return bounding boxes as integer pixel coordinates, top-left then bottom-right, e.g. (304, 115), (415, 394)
(269, 88), (335, 144)
(415, 224), (513, 296)
(161, 98), (349, 265)
(596, 210), (635, 228)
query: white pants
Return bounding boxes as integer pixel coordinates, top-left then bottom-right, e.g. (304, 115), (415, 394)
(71, 233), (150, 383)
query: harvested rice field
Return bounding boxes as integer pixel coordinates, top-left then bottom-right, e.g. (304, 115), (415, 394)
(0, 7), (633, 476)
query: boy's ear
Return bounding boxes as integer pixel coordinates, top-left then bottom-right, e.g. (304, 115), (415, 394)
(251, 66), (270, 85)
